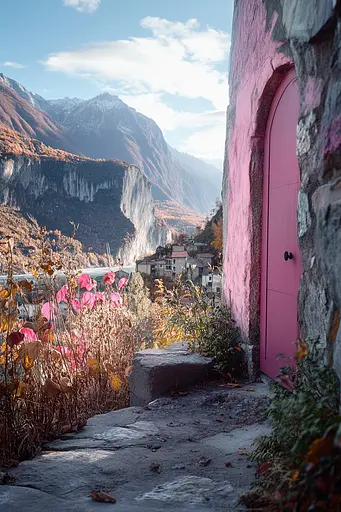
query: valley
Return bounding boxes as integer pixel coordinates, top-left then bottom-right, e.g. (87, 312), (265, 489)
(0, 73), (222, 265)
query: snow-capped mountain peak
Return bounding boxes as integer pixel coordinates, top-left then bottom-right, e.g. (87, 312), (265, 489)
(0, 72), (41, 109)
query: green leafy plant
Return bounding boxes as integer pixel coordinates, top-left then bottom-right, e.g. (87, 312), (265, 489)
(152, 277), (242, 374)
(242, 340), (341, 511)
(253, 344), (339, 466)
(191, 304), (242, 375)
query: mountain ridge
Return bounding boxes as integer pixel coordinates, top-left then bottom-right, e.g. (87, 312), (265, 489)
(0, 74), (221, 217)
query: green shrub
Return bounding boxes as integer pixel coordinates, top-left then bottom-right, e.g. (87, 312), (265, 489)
(243, 342), (341, 511)
(153, 277), (242, 375)
(253, 346), (340, 466)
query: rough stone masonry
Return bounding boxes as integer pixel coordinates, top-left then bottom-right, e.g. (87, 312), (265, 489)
(223, 0), (341, 381)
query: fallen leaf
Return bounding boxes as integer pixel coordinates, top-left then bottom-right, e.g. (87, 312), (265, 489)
(198, 456), (211, 467)
(246, 386), (254, 391)
(225, 461), (233, 468)
(150, 463), (162, 473)
(237, 450), (249, 455)
(90, 490), (116, 503)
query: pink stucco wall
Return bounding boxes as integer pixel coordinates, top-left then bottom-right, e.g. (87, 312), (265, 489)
(223, 1), (292, 339)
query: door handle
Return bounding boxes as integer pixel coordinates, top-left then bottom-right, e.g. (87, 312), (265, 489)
(284, 251), (293, 261)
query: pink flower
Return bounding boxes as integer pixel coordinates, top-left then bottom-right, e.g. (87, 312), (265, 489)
(95, 292), (104, 303)
(72, 299), (82, 314)
(20, 327), (38, 342)
(41, 301), (57, 320)
(111, 292), (122, 307)
(103, 271), (115, 286)
(78, 273), (93, 291)
(118, 277), (129, 290)
(56, 285), (68, 304)
(55, 345), (71, 358)
(80, 291), (95, 310)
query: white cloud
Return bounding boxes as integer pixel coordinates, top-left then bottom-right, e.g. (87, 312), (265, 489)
(119, 92), (226, 132)
(43, 17), (230, 159)
(63, 0), (100, 13)
(119, 92), (227, 161)
(44, 17), (230, 110)
(3, 61), (25, 69)
(180, 124), (226, 162)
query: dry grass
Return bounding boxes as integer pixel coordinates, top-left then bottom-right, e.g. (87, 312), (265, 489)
(0, 237), (150, 467)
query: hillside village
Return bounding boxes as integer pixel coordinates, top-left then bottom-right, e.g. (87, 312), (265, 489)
(136, 239), (222, 295)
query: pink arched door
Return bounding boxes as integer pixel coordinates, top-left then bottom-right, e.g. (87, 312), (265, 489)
(260, 68), (302, 378)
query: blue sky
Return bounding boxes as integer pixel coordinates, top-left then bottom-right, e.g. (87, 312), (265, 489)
(0, 0), (234, 166)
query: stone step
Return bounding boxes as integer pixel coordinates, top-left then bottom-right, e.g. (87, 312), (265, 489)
(129, 341), (215, 406)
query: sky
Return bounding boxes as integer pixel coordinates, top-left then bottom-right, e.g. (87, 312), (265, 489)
(0, 0), (234, 167)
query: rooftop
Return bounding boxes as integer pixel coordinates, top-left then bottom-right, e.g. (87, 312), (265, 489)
(172, 251), (188, 258)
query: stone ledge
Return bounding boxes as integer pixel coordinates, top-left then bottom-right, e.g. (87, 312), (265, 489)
(129, 341), (214, 406)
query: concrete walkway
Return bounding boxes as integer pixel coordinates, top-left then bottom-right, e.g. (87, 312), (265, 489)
(0, 383), (270, 511)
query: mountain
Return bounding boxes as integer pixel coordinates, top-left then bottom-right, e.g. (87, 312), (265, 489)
(204, 158), (223, 171)
(0, 75), (220, 217)
(168, 146), (222, 200)
(0, 128), (167, 264)
(0, 74), (78, 154)
(46, 93), (218, 214)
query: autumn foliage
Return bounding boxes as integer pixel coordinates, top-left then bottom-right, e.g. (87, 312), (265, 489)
(0, 236), (147, 466)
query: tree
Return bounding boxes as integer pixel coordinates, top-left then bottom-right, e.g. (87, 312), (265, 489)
(212, 219), (223, 255)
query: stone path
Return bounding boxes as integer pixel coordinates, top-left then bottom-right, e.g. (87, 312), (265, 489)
(0, 382), (270, 511)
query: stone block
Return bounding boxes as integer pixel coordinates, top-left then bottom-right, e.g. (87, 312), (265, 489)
(129, 342), (214, 406)
(282, 0), (336, 42)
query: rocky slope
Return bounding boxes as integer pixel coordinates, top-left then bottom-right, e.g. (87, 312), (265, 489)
(46, 93), (219, 214)
(0, 129), (167, 264)
(0, 74), (220, 217)
(0, 204), (109, 274)
(0, 74), (77, 154)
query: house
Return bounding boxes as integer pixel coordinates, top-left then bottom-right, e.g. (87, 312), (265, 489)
(224, 1), (341, 380)
(171, 248), (188, 275)
(136, 245), (188, 278)
(186, 257), (210, 282)
(202, 270), (222, 295)
(196, 252), (215, 266)
(136, 254), (167, 277)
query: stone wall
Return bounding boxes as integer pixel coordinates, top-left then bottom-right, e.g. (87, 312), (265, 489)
(224, 0), (341, 379)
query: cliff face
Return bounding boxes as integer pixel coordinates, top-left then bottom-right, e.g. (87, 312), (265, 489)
(0, 130), (167, 264)
(0, 75), (220, 217)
